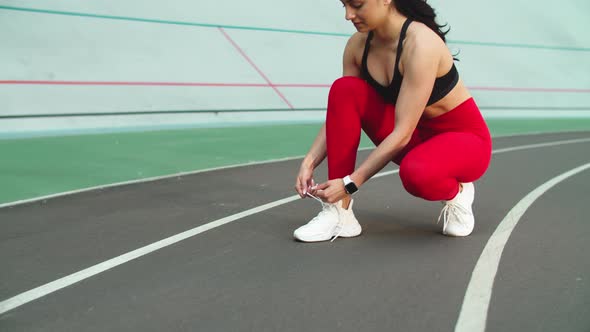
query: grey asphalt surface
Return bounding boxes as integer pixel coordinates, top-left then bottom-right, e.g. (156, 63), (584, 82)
(1, 131), (589, 332)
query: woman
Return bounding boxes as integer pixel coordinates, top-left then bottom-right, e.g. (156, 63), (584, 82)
(293, 0), (492, 242)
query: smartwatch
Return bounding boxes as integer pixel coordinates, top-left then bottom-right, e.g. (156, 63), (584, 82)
(343, 175), (358, 195)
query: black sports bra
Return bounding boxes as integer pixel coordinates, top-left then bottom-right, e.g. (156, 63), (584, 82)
(361, 19), (459, 106)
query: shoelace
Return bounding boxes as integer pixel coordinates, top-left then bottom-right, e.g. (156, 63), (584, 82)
(306, 192), (343, 242)
(437, 201), (469, 232)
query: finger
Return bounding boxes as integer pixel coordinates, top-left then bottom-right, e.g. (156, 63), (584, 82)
(316, 182), (330, 190)
(314, 189), (323, 199)
(296, 179), (306, 198)
(318, 190), (333, 203)
(300, 178), (308, 196)
(315, 189), (328, 200)
(306, 179), (315, 193)
(306, 178), (314, 193)
(298, 177), (305, 192)
(295, 186), (303, 198)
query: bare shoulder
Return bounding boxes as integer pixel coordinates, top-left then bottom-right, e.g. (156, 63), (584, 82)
(345, 31), (368, 54)
(398, 22), (446, 75)
(403, 21), (445, 55)
(343, 32), (369, 76)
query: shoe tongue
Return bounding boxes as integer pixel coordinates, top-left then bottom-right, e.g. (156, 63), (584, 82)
(321, 202), (335, 211)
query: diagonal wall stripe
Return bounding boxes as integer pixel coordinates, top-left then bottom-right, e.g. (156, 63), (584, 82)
(217, 27), (294, 109)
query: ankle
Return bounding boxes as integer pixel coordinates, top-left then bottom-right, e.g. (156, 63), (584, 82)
(341, 196), (352, 210)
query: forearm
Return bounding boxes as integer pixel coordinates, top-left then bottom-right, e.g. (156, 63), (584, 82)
(302, 124), (328, 169)
(351, 130), (411, 187)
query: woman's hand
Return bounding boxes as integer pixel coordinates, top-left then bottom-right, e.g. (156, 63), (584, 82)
(313, 178), (349, 204)
(295, 163), (315, 198)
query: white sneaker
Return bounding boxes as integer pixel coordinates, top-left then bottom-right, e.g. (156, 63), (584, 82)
(293, 199), (362, 242)
(438, 182), (475, 237)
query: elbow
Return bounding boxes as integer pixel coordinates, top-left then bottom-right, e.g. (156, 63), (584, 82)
(399, 132), (413, 149)
(387, 127), (414, 157)
(392, 123), (416, 148)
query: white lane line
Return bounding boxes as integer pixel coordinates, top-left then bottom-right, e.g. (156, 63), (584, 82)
(0, 156), (306, 209)
(454, 162), (590, 332)
(2, 135), (589, 210)
(0, 196), (300, 314)
(0, 137), (589, 315)
(1, 169), (396, 315)
(492, 137), (590, 154)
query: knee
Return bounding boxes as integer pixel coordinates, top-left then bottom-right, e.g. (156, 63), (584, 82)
(329, 76), (367, 99)
(399, 158), (439, 200)
(327, 77), (368, 119)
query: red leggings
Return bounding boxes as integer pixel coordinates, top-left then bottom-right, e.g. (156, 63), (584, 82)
(326, 76), (492, 201)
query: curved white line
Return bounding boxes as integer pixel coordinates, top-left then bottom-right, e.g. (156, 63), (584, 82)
(0, 137), (589, 315)
(454, 162), (590, 332)
(1, 135), (589, 209)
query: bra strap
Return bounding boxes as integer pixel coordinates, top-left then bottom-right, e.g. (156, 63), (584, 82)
(394, 19), (412, 75)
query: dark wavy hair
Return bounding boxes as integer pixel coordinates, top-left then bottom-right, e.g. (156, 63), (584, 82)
(391, 0), (449, 43)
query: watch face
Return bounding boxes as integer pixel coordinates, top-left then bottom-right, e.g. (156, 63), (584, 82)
(345, 182), (358, 194)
